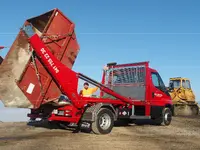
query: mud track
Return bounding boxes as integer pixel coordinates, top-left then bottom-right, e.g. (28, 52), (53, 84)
(0, 116), (200, 150)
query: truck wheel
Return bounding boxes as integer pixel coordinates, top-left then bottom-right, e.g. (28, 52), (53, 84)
(154, 107), (172, 126)
(91, 108), (114, 134)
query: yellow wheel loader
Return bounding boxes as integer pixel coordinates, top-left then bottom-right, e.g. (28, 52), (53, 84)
(168, 77), (199, 116)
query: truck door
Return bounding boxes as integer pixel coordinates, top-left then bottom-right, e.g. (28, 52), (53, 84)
(150, 72), (170, 106)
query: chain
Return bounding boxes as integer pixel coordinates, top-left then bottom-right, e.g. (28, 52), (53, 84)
(29, 44), (45, 97)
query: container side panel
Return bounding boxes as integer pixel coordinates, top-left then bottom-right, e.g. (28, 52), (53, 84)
(28, 10), (54, 33)
(18, 63), (49, 108)
(0, 32), (33, 108)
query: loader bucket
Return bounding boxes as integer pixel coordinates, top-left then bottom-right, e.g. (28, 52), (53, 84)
(0, 9), (80, 109)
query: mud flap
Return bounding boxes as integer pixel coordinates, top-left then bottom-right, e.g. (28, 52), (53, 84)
(81, 103), (117, 122)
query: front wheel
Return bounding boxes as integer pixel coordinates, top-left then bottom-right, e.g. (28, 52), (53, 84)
(154, 107), (172, 126)
(91, 108), (114, 134)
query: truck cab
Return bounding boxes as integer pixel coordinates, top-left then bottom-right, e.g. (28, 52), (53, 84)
(100, 62), (172, 125)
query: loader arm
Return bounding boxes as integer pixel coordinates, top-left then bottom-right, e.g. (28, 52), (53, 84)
(24, 25), (133, 108)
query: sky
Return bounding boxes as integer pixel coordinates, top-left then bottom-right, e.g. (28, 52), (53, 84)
(0, 0), (200, 121)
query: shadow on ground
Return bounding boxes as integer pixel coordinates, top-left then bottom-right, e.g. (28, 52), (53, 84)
(114, 119), (159, 127)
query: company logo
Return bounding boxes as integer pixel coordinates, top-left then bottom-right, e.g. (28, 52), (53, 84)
(154, 93), (163, 97)
(40, 48), (59, 73)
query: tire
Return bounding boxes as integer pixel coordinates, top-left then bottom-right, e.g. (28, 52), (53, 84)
(154, 107), (172, 126)
(91, 108), (114, 134)
(192, 105), (199, 115)
(172, 106), (178, 116)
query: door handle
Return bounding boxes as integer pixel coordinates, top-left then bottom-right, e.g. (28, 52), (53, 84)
(152, 92), (155, 98)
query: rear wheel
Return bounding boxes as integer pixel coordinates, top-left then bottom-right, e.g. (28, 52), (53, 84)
(91, 108), (114, 134)
(154, 107), (172, 126)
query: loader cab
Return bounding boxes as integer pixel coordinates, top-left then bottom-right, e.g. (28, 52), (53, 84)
(169, 78), (191, 90)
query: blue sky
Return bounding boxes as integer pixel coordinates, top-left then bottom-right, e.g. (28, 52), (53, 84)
(0, 0), (200, 121)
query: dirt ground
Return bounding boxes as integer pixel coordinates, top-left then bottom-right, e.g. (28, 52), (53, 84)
(0, 116), (200, 150)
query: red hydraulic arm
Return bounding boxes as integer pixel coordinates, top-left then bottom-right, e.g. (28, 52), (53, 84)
(23, 25), (133, 109)
(29, 34), (81, 108)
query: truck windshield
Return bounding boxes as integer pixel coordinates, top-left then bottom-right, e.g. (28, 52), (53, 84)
(171, 80), (181, 88)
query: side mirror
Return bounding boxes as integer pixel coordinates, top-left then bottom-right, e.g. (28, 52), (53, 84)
(169, 82), (174, 91)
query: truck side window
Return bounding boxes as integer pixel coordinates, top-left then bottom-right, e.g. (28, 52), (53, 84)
(152, 73), (159, 87)
(151, 72), (169, 95)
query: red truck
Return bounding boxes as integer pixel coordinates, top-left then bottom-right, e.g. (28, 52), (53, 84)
(0, 9), (172, 134)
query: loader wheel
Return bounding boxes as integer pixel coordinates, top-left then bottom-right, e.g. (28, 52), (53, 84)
(172, 106), (178, 116)
(154, 107), (172, 126)
(91, 108), (114, 134)
(192, 105), (199, 115)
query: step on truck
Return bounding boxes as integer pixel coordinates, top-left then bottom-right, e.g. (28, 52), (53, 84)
(0, 9), (173, 134)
